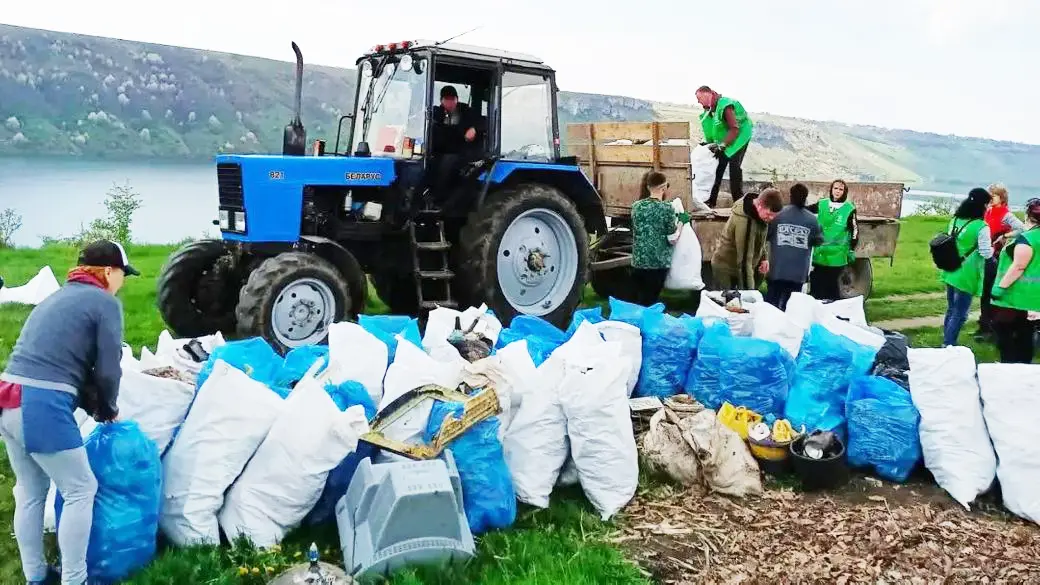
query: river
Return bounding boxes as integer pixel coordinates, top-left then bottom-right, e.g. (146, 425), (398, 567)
(0, 156), (958, 248)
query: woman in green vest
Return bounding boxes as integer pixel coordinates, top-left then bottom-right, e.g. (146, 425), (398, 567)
(939, 188), (994, 346)
(990, 198), (1040, 363)
(807, 179), (857, 301)
(695, 86), (753, 208)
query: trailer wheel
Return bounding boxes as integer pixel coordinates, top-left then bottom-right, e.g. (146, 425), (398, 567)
(460, 183), (588, 327)
(838, 258), (873, 299)
(236, 252), (354, 354)
(156, 239), (241, 338)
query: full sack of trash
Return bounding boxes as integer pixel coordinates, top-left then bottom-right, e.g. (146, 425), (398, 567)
(634, 312), (702, 399)
(274, 345), (330, 388)
(496, 315), (568, 366)
(359, 314), (422, 365)
(607, 297), (664, 329)
(785, 324), (877, 436)
(57, 421), (161, 582)
(566, 306), (605, 337)
(195, 337), (285, 396)
(870, 330), (910, 391)
(978, 363), (1040, 523)
(425, 396), (516, 534)
(716, 337), (794, 418)
(846, 376), (921, 482)
(684, 319), (733, 407)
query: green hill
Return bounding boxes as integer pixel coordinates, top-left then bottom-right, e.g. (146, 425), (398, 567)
(1, 23), (1038, 197)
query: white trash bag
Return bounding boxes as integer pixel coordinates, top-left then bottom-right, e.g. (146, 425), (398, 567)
(327, 321), (389, 405)
(0, 266), (60, 306)
(978, 363), (1040, 524)
(160, 360), (285, 546)
(664, 198), (705, 291)
(749, 301), (804, 358)
(908, 347), (996, 510)
(690, 144), (718, 203)
(462, 340), (538, 439)
(820, 295), (867, 327)
(219, 359), (369, 547)
(422, 304), (503, 362)
(154, 330), (227, 380)
(593, 320), (643, 396)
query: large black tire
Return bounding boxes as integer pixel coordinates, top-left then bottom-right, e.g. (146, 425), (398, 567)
(236, 252), (354, 354)
(838, 258), (873, 299)
(156, 239), (240, 338)
(459, 183), (589, 328)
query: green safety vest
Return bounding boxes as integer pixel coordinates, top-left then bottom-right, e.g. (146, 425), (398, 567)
(993, 227), (1040, 312)
(813, 199), (856, 267)
(699, 96), (753, 158)
(939, 217), (986, 296)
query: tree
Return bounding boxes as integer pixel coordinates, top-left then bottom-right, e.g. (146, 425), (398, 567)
(0, 208), (23, 248)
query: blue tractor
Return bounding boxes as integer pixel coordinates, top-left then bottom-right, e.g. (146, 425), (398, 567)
(156, 40), (607, 353)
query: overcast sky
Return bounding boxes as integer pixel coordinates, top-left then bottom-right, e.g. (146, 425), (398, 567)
(4, 0), (1038, 143)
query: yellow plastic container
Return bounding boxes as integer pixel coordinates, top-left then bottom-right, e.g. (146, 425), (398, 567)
(717, 402), (763, 440)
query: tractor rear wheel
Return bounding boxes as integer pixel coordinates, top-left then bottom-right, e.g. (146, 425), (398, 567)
(459, 183), (588, 327)
(235, 252), (354, 354)
(156, 239), (241, 338)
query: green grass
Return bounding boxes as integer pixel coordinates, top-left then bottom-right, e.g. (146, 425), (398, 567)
(0, 215), (1010, 583)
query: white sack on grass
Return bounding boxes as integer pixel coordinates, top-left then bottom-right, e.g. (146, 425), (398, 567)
(663, 198), (705, 291)
(749, 301), (804, 358)
(687, 409), (763, 497)
(784, 292), (818, 329)
(327, 321), (389, 405)
(821, 295), (867, 327)
(695, 290), (754, 336)
(219, 360), (369, 547)
(559, 335), (638, 520)
(160, 360), (285, 546)
(690, 144), (718, 203)
(78, 369), (196, 455)
(785, 292), (885, 350)
(422, 305), (503, 362)
(462, 340), (538, 439)
(594, 321), (642, 396)
(907, 347), (995, 510)
(0, 266), (60, 306)
(155, 330), (226, 379)
(978, 363), (1040, 524)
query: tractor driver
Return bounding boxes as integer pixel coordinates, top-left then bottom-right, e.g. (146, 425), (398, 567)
(429, 85), (484, 211)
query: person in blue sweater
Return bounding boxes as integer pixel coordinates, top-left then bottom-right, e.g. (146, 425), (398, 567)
(0, 240), (137, 585)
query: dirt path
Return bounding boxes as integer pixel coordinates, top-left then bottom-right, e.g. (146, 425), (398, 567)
(619, 476), (1040, 584)
(873, 311), (980, 331)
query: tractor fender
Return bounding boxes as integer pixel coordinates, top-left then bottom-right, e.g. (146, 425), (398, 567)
(477, 162), (607, 235)
(299, 235), (369, 311)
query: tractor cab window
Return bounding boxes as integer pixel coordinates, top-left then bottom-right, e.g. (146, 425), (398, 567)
(352, 56), (428, 157)
(430, 65), (493, 156)
(500, 71), (553, 162)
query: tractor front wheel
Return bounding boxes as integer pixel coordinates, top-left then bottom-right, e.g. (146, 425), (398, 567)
(235, 252), (354, 354)
(459, 183), (589, 327)
(156, 239), (241, 338)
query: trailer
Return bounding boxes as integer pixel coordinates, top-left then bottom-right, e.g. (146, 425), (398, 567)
(565, 121), (904, 300)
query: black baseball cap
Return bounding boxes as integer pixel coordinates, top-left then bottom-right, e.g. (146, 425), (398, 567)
(78, 240), (140, 276)
(440, 85), (458, 99)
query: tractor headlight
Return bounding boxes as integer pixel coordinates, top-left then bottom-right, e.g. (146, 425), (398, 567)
(219, 209), (230, 230)
(234, 211), (246, 233)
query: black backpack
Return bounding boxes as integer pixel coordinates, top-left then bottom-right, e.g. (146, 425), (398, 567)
(930, 219), (979, 271)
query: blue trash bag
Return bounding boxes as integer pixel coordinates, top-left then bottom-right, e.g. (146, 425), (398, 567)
(684, 320), (733, 407)
(424, 397), (516, 535)
(566, 306), (606, 337)
(324, 380), (377, 419)
(304, 442), (378, 526)
(785, 324), (878, 436)
(496, 315), (568, 366)
(358, 314), (422, 365)
(196, 337), (286, 397)
(716, 337), (795, 418)
(846, 375), (922, 482)
(274, 345), (330, 388)
(607, 297), (665, 328)
(633, 311), (701, 399)
(56, 421), (161, 583)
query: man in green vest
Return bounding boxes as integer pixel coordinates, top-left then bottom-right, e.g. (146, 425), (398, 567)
(990, 197), (1040, 363)
(807, 179), (859, 301)
(696, 86), (753, 208)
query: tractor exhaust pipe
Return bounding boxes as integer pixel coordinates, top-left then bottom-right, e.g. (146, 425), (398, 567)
(282, 41), (307, 156)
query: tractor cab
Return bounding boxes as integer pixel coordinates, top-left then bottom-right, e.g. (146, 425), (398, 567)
(157, 40), (606, 354)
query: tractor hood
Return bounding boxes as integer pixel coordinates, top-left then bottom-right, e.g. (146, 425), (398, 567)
(215, 154), (397, 188)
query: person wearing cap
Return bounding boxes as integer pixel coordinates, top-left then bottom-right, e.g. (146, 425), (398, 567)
(990, 197), (1040, 363)
(938, 188), (993, 347)
(0, 240), (137, 585)
(428, 85), (484, 212)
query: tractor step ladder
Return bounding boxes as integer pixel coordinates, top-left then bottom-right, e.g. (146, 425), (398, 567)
(409, 214), (458, 312)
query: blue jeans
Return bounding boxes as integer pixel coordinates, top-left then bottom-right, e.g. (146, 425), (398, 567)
(943, 285), (973, 346)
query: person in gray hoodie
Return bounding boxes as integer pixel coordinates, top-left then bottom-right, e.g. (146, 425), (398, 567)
(765, 183), (823, 310)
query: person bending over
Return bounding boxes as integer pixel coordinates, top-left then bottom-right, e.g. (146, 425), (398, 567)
(711, 188), (783, 291)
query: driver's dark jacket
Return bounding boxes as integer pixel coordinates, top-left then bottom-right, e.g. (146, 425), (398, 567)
(431, 103), (483, 156)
